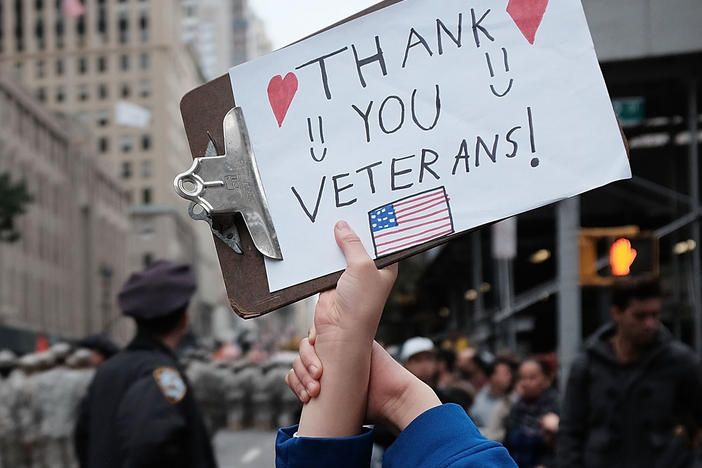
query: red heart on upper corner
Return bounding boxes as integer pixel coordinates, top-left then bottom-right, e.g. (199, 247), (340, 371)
(507, 0), (549, 45)
(267, 73), (299, 127)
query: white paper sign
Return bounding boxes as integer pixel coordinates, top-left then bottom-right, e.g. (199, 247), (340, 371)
(228, 0), (631, 292)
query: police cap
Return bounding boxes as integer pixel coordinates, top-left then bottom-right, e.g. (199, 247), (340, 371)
(118, 261), (196, 320)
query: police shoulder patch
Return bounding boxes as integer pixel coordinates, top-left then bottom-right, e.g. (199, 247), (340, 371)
(153, 367), (187, 404)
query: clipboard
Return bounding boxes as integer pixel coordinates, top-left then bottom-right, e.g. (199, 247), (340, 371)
(179, 0), (629, 319)
(178, 0), (470, 318)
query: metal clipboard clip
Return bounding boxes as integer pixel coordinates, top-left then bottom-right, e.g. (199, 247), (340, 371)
(173, 107), (283, 260)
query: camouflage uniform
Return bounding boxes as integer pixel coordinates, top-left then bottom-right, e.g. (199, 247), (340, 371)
(0, 350), (17, 468)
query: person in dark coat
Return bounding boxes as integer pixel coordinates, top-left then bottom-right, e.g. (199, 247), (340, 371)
(558, 276), (702, 468)
(504, 359), (559, 468)
(74, 261), (217, 468)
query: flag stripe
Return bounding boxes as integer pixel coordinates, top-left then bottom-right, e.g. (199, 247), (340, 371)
(393, 189), (444, 208)
(394, 192), (445, 212)
(396, 200), (449, 220)
(374, 216), (452, 239)
(394, 194), (446, 216)
(375, 222), (453, 248)
(396, 207), (449, 225)
(377, 227), (454, 255)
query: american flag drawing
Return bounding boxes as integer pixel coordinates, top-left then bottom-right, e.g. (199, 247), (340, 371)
(369, 187), (454, 257)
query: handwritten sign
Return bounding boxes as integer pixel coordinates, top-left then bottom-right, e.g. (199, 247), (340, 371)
(228, 0), (631, 292)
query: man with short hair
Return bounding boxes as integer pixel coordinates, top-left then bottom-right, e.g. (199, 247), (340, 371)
(558, 276), (702, 468)
(75, 261), (217, 468)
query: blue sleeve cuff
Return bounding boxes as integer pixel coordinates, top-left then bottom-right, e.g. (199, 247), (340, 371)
(384, 403), (517, 468)
(275, 425), (373, 468)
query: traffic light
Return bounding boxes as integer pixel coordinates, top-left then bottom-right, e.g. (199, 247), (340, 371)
(579, 226), (659, 286)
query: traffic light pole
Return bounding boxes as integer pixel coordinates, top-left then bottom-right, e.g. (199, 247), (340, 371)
(687, 78), (702, 356)
(557, 196), (581, 390)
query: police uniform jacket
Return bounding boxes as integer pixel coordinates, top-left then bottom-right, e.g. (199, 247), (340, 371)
(75, 335), (217, 468)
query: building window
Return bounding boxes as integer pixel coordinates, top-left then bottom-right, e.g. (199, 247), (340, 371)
(76, 16), (86, 47)
(56, 85), (65, 103)
(120, 54), (129, 71)
(138, 80), (150, 98)
(141, 134), (151, 151)
(97, 0), (108, 43)
(141, 160), (152, 178)
(120, 83), (130, 98)
(76, 111), (90, 125)
(143, 253), (154, 267)
(55, 18), (64, 49)
(56, 59), (64, 75)
(121, 161), (132, 179)
(142, 188), (152, 205)
(98, 137), (109, 153)
(78, 57), (87, 74)
(78, 84), (89, 101)
(97, 110), (109, 127)
(98, 83), (108, 99)
(119, 135), (133, 153)
(139, 52), (149, 70)
(97, 56), (107, 72)
(13, 62), (23, 81)
(35, 18), (45, 50)
(36, 60), (45, 79)
(37, 87), (46, 102)
(14, 0), (24, 52)
(139, 14), (149, 42)
(118, 13), (129, 44)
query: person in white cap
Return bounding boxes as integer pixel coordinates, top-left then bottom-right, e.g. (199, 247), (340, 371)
(399, 337), (438, 387)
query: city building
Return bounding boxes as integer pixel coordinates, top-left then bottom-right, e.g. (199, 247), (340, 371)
(181, 0), (272, 80)
(0, 65), (130, 351)
(0, 0), (232, 340)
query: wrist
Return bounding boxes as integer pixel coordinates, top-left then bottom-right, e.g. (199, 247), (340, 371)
(385, 381), (441, 434)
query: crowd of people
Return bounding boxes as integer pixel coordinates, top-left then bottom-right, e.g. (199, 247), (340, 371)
(2, 228), (702, 468)
(282, 224), (702, 468)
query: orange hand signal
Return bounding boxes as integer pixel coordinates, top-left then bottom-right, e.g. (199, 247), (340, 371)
(610, 238), (637, 276)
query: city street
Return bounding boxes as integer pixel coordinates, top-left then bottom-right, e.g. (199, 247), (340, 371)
(215, 429), (277, 467)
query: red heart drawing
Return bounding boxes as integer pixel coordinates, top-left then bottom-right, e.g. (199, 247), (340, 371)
(507, 0), (549, 45)
(267, 73), (298, 127)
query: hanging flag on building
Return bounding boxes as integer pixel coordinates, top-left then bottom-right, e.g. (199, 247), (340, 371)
(62, 0), (85, 19)
(115, 101), (152, 128)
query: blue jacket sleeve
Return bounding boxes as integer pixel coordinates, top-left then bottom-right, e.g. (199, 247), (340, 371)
(275, 425), (373, 468)
(384, 404), (517, 468)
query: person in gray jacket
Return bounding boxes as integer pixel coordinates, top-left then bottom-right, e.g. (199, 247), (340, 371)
(558, 276), (702, 468)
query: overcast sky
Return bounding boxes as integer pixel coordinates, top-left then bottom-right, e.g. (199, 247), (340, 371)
(250, 1), (379, 49)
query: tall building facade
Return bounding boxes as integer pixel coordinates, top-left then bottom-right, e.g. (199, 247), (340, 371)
(0, 65), (130, 350)
(0, 0), (229, 340)
(182, 0), (272, 81)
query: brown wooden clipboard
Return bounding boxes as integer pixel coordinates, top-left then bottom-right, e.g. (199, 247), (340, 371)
(179, 0), (627, 318)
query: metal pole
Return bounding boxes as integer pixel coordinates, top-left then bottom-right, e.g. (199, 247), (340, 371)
(687, 78), (702, 355)
(557, 196), (581, 390)
(472, 230), (484, 321)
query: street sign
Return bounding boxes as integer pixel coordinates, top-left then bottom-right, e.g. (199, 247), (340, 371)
(612, 97), (645, 127)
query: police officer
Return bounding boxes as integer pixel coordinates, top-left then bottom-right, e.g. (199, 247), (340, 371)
(74, 261), (217, 468)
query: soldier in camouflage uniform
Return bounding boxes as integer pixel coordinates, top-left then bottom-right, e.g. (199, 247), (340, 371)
(0, 350), (18, 468)
(34, 344), (75, 468)
(64, 349), (95, 468)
